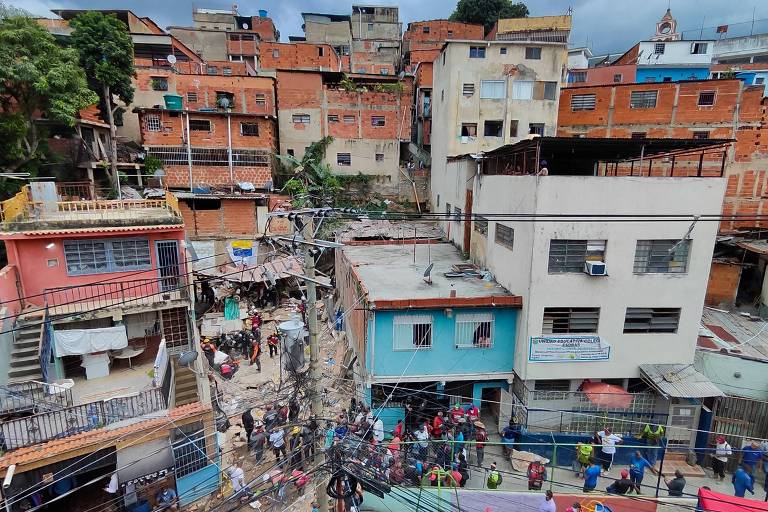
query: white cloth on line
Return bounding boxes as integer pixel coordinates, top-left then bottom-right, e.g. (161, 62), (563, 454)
(54, 326), (128, 356)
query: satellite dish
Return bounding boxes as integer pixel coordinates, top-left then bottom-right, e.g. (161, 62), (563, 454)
(178, 350), (199, 368)
(423, 263), (434, 285)
(167, 54), (177, 65)
(242, 22), (249, 29)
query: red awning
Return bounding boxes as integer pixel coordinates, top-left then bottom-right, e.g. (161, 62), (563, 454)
(698, 487), (768, 512)
(581, 382), (633, 409)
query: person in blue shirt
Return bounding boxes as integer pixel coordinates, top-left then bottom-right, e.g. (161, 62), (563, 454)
(628, 450), (658, 493)
(742, 441), (762, 474)
(583, 459), (602, 492)
(732, 464), (755, 498)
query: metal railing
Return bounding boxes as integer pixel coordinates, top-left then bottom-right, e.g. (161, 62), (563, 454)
(0, 380), (73, 414)
(44, 277), (188, 316)
(0, 387), (166, 450)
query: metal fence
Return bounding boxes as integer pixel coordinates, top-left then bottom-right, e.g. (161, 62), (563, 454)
(1, 387), (166, 450)
(0, 380), (73, 415)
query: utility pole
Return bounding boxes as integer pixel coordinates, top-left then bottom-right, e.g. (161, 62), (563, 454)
(302, 215), (329, 512)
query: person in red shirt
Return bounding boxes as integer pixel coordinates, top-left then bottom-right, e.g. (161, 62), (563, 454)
(432, 412), (444, 439)
(393, 419), (404, 440)
(466, 404), (480, 423)
(267, 333), (279, 358)
(449, 404), (464, 424)
(475, 421), (488, 466)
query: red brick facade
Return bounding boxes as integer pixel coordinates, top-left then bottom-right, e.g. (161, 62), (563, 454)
(179, 198), (260, 237)
(259, 42), (342, 71)
(557, 79), (768, 232)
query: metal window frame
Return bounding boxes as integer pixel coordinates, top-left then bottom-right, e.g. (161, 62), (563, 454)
(189, 119), (212, 131)
(495, 223), (514, 250)
(653, 43), (665, 54)
(630, 90), (658, 109)
(240, 122), (260, 136)
(525, 46), (542, 60)
(480, 80), (506, 99)
(64, 237), (152, 276)
(371, 116), (386, 127)
(570, 94), (596, 111)
(623, 307), (681, 333)
(327, 114), (340, 123)
(146, 114), (162, 132)
(255, 93), (267, 105)
(542, 307), (600, 334)
(473, 215), (488, 235)
(337, 152), (352, 166)
(697, 91), (716, 107)
(393, 314), (433, 350)
(633, 239), (690, 274)
(548, 239), (606, 273)
(469, 46), (486, 58)
(343, 115), (356, 124)
(455, 312), (494, 348)
(292, 114), (311, 124)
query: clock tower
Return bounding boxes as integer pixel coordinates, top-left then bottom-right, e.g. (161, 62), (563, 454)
(651, 8), (681, 41)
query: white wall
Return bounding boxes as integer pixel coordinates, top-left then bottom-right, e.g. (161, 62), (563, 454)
(469, 174), (726, 381)
(568, 50), (589, 70)
(714, 34), (768, 61)
(637, 40), (713, 67)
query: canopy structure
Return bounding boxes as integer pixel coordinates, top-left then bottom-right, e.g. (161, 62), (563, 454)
(697, 487), (768, 512)
(580, 382), (633, 409)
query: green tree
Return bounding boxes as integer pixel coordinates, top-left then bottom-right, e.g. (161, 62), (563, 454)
(277, 137), (341, 207)
(450, 0), (529, 34)
(0, 15), (97, 174)
(69, 11), (134, 194)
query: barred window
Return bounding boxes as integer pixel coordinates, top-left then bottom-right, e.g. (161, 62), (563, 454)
(292, 114), (310, 124)
(328, 114), (340, 123)
(453, 207), (462, 223)
(495, 224), (514, 250)
(111, 239), (151, 270)
(393, 314), (432, 350)
(343, 115), (356, 124)
(371, 116), (386, 127)
(698, 91), (716, 106)
(548, 239), (606, 273)
(146, 146), (270, 167)
(474, 216), (488, 235)
(186, 92), (198, 103)
(240, 123), (259, 136)
(571, 94), (596, 111)
(146, 115), (162, 132)
(255, 93), (266, 106)
(542, 307), (600, 334)
(337, 153), (351, 166)
(630, 90), (658, 109)
(375, 153), (384, 162)
(64, 239), (151, 275)
(624, 308), (681, 333)
(525, 47), (542, 60)
(634, 239), (690, 273)
(173, 422), (207, 478)
(189, 119), (211, 131)
(455, 313), (493, 348)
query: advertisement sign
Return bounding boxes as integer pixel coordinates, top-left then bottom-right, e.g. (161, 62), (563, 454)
(228, 240), (257, 266)
(529, 335), (610, 362)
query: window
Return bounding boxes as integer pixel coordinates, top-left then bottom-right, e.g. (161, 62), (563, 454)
(548, 239), (606, 273)
(216, 91), (234, 108)
(613, 74), (623, 83)
(375, 153), (384, 162)
(692, 131), (709, 139)
(480, 80), (506, 99)
(287, 149), (294, 157)
(644, 77), (657, 83)
(462, 83), (475, 96)
(343, 115), (356, 124)
(422, 26), (430, 34)
(186, 91), (198, 103)
(371, 116), (386, 127)
(691, 42), (708, 54)
(328, 114), (340, 123)
(64, 239), (151, 275)
(272, 49), (279, 58)
(534, 380), (571, 392)
(500, 47), (507, 55)
(206, 65), (218, 75)
(528, 123), (545, 136)
(240, 123), (259, 136)
(445, 203), (451, 219)
(393, 314), (432, 349)
(367, 23), (374, 30)
(634, 239), (690, 273)
(543, 82), (558, 100)
(474, 216), (488, 235)
(255, 93), (266, 106)
(509, 120), (519, 137)
(654, 43), (665, 54)
(631, 132), (647, 139)
(337, 153), (351, 166)
(698, 91), (716, 106)
(229, 34), (240, 41)
(525, 47), (542, 60)
(455, 313), (493, 348)
(460, 123), (477, 137)
(292, 114), (310, 124)
(318, 46), (324, 57)
(447, 30), (453, 37)
(630, 90), (658, 109)
(495, 224), (514, 250)
(241, 34), (255, 41)
(755, 77), (766, 85)
(512, 81), (533, 100)
(571, 71), (586, 83)
(223, 66), (232, 76)
(173, 421), (208, 478)
(150, 76), (168, 91)
(623, 308), (681, 333)
(229, 55), (244, 61)
(542, 307), (600, 334)
(571, 94), (596, 111)
(453, 206), (462, 223)
(189, 119), (211, 131)
(484, 120), (503, 137)
(146, 115), (162, 132)
(469, 46), (486, 58)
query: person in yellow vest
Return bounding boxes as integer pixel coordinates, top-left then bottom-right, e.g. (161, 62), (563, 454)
(575, 441), (594, 478)
(641, 423), (665, 466)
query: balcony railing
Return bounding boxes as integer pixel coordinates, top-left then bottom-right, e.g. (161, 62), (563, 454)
(1, 387), (166, 450)
(44, 276), (188, 316)
(0, 380), (73, 415)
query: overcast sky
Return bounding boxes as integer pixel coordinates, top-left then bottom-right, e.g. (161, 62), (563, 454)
(11, 0), (768, 55)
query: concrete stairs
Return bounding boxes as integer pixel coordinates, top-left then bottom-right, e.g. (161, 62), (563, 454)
(654, 450), (706, 477)
(173, 360), (199, 406)
(7, 323), (43, 384)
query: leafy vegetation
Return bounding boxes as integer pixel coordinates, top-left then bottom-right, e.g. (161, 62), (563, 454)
(450, 0), (529, 33)
(278, 137), (341, 207)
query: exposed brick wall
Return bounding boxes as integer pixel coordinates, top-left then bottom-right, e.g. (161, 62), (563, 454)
(179, 198), (259, 237)
(403, 20), (484, 55)
(557, 79), (768, 232)
(350, 53), (395, 75)
(260, 42), (342, 71)
(165, 165), (272, 189)
(705, 262), (741, 307)
(416, 60), (434, 88)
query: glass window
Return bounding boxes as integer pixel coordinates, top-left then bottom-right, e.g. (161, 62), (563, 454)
(654, 43), (665, 54)
(337, 153), (351, 166)
(624, 308), (681, 333)
(630, 90), (658, 109)
(500, 47), (507, 55)
(548, 239), (606, 273)
(484, 120), (503, 137)
(453, 206), (462, 223)
(222, 67), (232, 76)
(698, 91), (716, 106)
(634, 239), (690, 273)
(512, 81), (533, 100)
(240, 122), (259, 136)
(495, 224), (514, 250)
(110, 239), (151, 270)
(292, 114), (310, 124)
(150, 76), (168, 91)
(542, 307), (600, 334)
(146, 115), (162, 132)
(255, 93), (266, 106)
(691, 42), (708, 55)
(543, 82), (558, 100)
(371, 116), (386, 127)
(189, 119), (211, 131)
(455, 313), (493, 348)
(327, 114), (340, 123)
(525, 47), (542, 60)
(480, 80), (506, 99)
(64, 239), (151, 275)
(613, 74), (623, 83)
(571, 94), (596, 111)
(570, 71), (586, 83)
(393, 314), (432, 349)
(206, 65), (218, 75)
(469, 46), (486, 58)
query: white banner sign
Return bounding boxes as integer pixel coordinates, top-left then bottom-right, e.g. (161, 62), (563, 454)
(528, 335), (610, 362)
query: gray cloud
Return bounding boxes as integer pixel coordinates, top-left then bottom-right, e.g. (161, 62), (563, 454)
(9, 0), (768, 55)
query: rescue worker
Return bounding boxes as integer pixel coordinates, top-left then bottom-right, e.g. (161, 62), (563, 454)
(267, 332), (280, 358)
(249, 333), (262, 371)
(641, 423), (665, 466)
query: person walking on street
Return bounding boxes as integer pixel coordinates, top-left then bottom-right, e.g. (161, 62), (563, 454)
(538, 490), (556, 512)
(475, 421), (488, 467)
(583, 459), (601, 492)
(486, 462), (503, 489)
(742, 440), (762, 474)
(733, 464), (755, 498)
(628, 450), (657, 493)
(664, 470), (686, 497)
(598, 427), (623, 475)
(267, 333), (279, 358)
(250, 423), (266, 462)
(242, 409), (255, 443)
(713, 435), (732, 482)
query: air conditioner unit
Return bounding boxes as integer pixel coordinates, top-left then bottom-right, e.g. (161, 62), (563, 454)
(584, 260), (607, 276)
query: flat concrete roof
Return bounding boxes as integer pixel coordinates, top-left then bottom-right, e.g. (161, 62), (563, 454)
(342, 243), (515, 306)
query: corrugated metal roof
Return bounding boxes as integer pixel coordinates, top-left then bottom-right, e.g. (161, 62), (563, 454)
(640, 364), (724, 399)
(196, 255), (303, 283)
(701, 308), (768, 361)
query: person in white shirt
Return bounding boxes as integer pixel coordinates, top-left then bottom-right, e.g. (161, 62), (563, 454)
(713, 435), (732, 481)
(598, 427), (623, 475)
(229, 462), (246, 492)
(373, 416), (385, 443)
(270, 428), (287, 461)
(538, 490), (557, 512)
(415, 425), (430, 459)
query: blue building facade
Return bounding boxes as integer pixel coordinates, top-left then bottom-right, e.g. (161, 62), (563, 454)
(636, 67), (710, 83)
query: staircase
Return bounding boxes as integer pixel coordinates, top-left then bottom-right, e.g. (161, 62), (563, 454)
(7, 320), (43, 384)
(173, 359), (199, 406)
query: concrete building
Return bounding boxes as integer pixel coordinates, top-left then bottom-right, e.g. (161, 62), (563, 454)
(430, 18), (570, 181)
(557, 78), (768, 233)
(431, 137), (728, 445)
(350, 5), (401, 75)
(335, 241), (520, 429)
(301, 12), (353, 71)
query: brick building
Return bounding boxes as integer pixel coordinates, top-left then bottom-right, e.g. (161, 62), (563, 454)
(259, 42), (343, 71)
(557, 78), (768, 233)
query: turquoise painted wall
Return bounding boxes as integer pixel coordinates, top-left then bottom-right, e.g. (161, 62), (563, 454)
(176, 464), (220, 506)
(636, 67), (709, 82)
(368, 308), (517, 378)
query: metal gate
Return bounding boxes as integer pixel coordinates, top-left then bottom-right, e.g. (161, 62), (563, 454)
(156, 240), (180, 292)
(707, 396), (768, 472)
